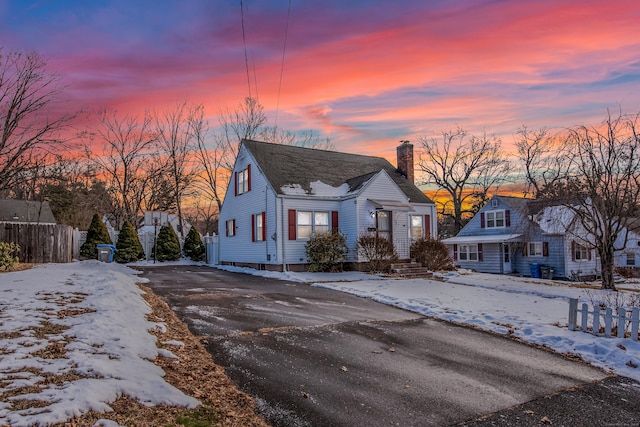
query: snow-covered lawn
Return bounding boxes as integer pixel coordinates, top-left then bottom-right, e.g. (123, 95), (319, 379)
(0, 261), (199, 427)
(1, 260), (639, 426)
(220, 265), (640, 383)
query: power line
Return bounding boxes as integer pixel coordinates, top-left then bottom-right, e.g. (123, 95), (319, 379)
(274, 0), (291, 127)
(240, 0), (252, 98)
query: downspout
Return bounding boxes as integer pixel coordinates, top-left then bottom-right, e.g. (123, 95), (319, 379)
(281, 196), (287, 272)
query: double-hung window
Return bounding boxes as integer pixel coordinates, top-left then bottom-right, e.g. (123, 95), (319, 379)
(574, 242), (589, 261)
(252, 212), (265, 242)
(486, 210), (504, 228)
(458, 244), (478, 261)
(226, 219), (236, 237)
(528, 242), (542, 257)
(296, 211), (328, 239)
(236, 165), (251, 195)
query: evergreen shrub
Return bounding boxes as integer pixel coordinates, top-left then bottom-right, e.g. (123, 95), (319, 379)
(154, 225), (181, 261)
(0, 242), (20, 271)
(115, 220), (145, 263)
(305, 232), (348, 272)
(80, 213), (112, 259)
(183, 226), (206, 262)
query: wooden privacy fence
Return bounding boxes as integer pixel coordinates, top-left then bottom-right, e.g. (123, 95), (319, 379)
(0, 223), (74, 263)
(568, 298), (640, 341)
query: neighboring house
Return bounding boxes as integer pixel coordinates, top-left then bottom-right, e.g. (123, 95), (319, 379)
(0, 199), (57, 225)
(613, 220), (640, 269)
(441, 196), (598, 279)
(218, 139), (437, 271)
(137, 211), (193, 260)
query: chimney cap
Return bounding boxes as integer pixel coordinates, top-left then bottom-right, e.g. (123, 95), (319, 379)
(399, 139), (410, 144)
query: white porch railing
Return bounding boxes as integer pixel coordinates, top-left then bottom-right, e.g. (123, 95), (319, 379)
(568, 298), (639, 340)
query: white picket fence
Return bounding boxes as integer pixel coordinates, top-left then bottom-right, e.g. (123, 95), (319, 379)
(568, 298), (640, 341)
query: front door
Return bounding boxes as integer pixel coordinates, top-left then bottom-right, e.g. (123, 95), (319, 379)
(376, 210), (392, 241)
(502, 243), (512, 274)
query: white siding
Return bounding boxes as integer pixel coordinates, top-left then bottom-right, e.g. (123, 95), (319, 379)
(219, 146), (279, 265)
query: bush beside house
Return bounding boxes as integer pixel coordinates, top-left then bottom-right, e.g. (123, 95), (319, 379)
(410, 238), (454, 271)
(357, 233), (398, 272)
(0, 242), (20, 271)
(154, 225), (181, 261)
(80, 214), (113, 259)
(114, 221), (145, 263)
(305, 232), (349, 272)
(183, 227), (205, 262)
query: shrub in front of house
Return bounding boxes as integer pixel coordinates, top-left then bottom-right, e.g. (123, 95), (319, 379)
(357, 233), (398, 272)
(80, 213), (113, 259)
(410, 238), (454, 271)
(153, 225), (181, 261)
(305, 231), (349, 272)
(0, 242), (20, 271)
(114, 220), (145, 263)
(183, 226), (206, 262)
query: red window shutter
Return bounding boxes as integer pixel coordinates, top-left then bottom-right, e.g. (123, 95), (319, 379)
(543, 242), (549, 257)
(253, 215), (257, 241)
(480, 212), (485, 228)
(478, 243), (483, 262)
(247, 164), (252, 192)
(331, 211), (339, 233)
(288, 210), (296, 240)
(225, 220), (229, 237)
(588, 248), (592, 261)
(261, 212), (266, 241)
(453, 244), (458, 261)
(571, 241), (576, 261)
(234, 171), (238, 196)
(505, 210), (510, 227)
(425, 215), (431, 238)
(523, 243), (528, 257)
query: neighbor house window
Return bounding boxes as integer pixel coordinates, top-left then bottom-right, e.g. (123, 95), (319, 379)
(458, 244), (478, 261)
(251, 212), (265, 242)
(573, 242), (590, 261)
(528, 242), (543, 257)
(486, 210), (504, 228)
(226, 219), (236, 237)
(235, 165), (251, 195)
(627, 252), (636, 266)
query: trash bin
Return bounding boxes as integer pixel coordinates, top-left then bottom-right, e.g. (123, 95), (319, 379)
(96, 244), (116, 263)
(529, 263), (541, 278)
(540, 266), (554, 279)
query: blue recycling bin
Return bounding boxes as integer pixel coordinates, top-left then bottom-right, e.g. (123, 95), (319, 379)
(529, 263), (541, 278)
(96, 244), (116, 263)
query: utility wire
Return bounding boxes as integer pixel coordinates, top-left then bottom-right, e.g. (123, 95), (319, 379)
(274, 0), (291, 126)
(240, 0), (252, 98)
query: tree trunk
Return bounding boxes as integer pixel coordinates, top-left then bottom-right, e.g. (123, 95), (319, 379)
(599, 247), (617, 290)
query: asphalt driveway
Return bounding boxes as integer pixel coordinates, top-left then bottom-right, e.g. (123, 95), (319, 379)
(137, 265), (640, 426)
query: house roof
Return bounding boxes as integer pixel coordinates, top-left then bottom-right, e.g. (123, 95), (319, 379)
(0, 199), (57, 224)
(242, 139), (433, 204)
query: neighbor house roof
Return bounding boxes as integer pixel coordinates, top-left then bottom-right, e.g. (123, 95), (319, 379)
(242, 139), (433, 204)
(0, 200), (57, 224)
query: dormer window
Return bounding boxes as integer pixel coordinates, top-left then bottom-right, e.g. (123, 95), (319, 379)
(486, 210), (504, 228)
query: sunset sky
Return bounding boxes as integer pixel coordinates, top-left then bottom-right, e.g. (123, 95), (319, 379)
(2, 0), (640, 160)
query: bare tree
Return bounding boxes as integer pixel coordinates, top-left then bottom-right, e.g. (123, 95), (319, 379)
(83, 108), (156, 226)
(0, 49), (74, 195)
(561, 112), (640, 290)
(417, 127), (511, 234)
(154, 101), (200, 239)
(514, 126), (572, 198)
(217, 97), (267, 172)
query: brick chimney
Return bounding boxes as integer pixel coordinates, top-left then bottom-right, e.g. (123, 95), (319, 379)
(396, 140), (414, 184)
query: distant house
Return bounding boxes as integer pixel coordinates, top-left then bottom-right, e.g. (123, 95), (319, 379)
(613, 220), (640, 269)
(0, 199), (57, 225)
(441, 196), (598, 279)
(218, 139), (437, 271)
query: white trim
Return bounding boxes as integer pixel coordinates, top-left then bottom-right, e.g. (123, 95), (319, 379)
(442, 234), (522, 244)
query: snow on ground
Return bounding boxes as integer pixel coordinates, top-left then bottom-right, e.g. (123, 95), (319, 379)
(0, 260), (199, 427)
(219, 265), (640, 382)
(2, 260), (639, 425)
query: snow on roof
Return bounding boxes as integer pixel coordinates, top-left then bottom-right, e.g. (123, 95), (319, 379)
(280, 180), (351, 197)
(535, 205), (576, 234)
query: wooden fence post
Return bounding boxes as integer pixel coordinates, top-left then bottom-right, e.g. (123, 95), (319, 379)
(568, 298), (578, 331)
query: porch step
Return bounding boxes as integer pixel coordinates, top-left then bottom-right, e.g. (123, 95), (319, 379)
(389, 260), (433, 278)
